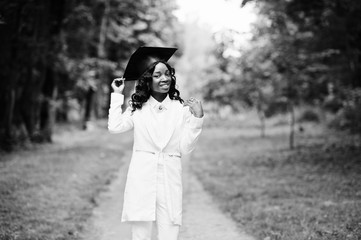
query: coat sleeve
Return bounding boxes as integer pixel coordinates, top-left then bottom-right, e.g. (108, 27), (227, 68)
(180, 106), (204, 155)
(108, 93), (134, 133)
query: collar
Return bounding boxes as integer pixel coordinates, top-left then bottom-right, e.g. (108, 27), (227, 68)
(148, 94), (171, 111)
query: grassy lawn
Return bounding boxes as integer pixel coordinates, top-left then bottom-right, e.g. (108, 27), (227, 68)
(1, 118), (360, 240)
(0, 124), (132, 240)
(191, 121), (361, 240)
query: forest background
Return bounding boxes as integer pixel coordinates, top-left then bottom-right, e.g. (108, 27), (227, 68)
(0, 0), (360, 150)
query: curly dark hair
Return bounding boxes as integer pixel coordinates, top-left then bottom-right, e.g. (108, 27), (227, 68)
(130, 60), (183, 112)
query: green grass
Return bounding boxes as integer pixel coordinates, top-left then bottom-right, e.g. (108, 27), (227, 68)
(0, 126), (132, 240)
(191, 122), (361, 240)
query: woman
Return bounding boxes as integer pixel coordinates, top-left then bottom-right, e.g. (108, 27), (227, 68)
(108, 46), (204, 240)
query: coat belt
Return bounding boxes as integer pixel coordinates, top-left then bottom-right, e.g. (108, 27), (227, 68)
(134, 149), (181, 158)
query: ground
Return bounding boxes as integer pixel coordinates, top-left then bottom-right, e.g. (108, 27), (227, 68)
(0, 120), (360, 240)
(192, 121), (361, 240)
(80, 151), (254, 240)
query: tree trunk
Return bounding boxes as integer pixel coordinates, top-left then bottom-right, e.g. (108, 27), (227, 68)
(258, 109), (266, 138)
(287, 66), (296, 149)
(289, 98), (295, 149)
(2, 89), (16, 150)
(256, 89), (266, 138)
(38, 68), (58, 142)
(97, 0), (109, 59)
(83, 88), (95, 130)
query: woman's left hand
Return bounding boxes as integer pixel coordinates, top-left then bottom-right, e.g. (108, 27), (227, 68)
(184, 97), (204, 118)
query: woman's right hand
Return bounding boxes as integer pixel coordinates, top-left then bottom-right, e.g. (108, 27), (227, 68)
(111, 78), (125, 94)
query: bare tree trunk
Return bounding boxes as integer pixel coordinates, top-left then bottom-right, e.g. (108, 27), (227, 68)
(2, 89), (16, 150)
(256, 89), (266, 138)
(258, 109), (266, 138)
(289, 100), (295, 149)
(83, 88), (95, 130)
(99, 0), (111, 118)
(287, 65), (296, 149)
(49, 75), (58, 133)
(39, 70), (58, 142)
(98, 0), (109, 59)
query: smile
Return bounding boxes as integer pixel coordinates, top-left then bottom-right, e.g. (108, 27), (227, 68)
(159, 82), (170, 87)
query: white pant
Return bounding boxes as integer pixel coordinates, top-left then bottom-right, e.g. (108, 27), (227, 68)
(131, 163), (180, 240)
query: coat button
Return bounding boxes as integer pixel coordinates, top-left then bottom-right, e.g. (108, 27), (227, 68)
(159, 106), (163, 110)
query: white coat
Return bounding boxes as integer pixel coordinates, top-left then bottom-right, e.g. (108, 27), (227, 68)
(108, 93), (203, 225)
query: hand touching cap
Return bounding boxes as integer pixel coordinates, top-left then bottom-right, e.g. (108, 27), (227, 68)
(111, 78), (125, 94)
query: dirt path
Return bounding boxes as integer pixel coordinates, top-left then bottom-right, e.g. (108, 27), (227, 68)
(80, 151), (255, 240)
(180, 174), (254, 240)
(80, 150), (132, 240)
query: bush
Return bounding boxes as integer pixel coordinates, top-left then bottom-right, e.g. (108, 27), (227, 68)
(323, 96), (343, 113)
(298, 108), (320, 123)
(264, 98), (288, 118)
(328, 88), (361, 134)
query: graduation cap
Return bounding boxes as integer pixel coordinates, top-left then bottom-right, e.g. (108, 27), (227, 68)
(123, 46), (177, 81)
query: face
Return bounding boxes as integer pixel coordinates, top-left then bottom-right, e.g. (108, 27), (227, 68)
(150, 62), (171, 94)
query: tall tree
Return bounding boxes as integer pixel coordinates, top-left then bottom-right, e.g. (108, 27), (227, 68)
(0, 0), (180, 150)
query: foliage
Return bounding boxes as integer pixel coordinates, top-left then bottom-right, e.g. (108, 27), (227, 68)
(200, 0), (361, 134)
(201, 27), (290, 122)
(247, 0), (360, 108)
(328, 88), (361, 133)
(298, 108), (320, 123)
(0, 0), (180, 150)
